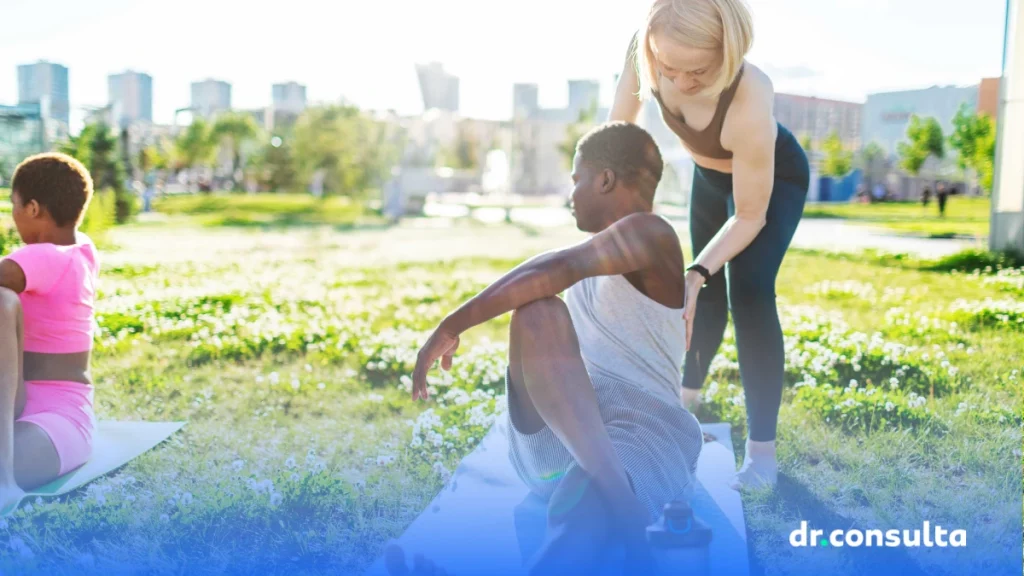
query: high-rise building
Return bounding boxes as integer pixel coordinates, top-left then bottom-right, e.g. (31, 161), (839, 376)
(513, 83), (539, 119)
(567, 80), (600, 119)
(108, 70), (153, 127)
(0, 103), (46, 178)
(415, 62), (459, 112)
(272, 82), (307, 114)
(773, 93), (862, 148)
(17, 61), (70, 127)
(862, 85), (978, 154)
(190, 79), (232, 118)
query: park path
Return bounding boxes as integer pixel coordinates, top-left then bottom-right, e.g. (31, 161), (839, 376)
(425, 202), (981, 259)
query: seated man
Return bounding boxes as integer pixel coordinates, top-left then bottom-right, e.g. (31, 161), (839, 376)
(389, 122), (703, 576)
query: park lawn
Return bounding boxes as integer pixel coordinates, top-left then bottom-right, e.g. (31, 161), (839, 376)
(0, 221), (1018, 575)
(802, 197), (991, 239)
(152, 192), (385, 229)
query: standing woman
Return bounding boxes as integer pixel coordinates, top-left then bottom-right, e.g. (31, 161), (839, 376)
(609, 0), (810, 490)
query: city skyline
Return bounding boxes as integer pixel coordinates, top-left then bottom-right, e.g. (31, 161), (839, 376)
(0, 0), (1007, 131)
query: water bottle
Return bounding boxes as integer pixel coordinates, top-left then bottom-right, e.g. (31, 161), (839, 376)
(646, 500), (712, 576)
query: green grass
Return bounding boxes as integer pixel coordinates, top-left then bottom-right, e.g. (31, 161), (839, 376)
(0, 188), (10, 214)
(803, 197), (991, 238)
(0, 221), (1019, 575)
(153, 193), (384, 229)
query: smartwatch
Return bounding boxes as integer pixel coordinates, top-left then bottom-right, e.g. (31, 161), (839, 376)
(686, 263), (713, 283)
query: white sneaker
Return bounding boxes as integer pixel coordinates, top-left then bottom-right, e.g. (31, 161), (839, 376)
(729, 439), (778, 491)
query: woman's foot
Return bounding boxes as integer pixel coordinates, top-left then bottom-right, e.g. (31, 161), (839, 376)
(0, 480), (25, 515)
(729, 439), (777, 491)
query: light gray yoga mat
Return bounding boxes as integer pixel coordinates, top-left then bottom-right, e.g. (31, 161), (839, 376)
(364, 419), (749, 576)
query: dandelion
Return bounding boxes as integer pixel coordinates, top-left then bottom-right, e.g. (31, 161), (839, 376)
(180, 492), (193, 505)
(285, 456), (297, 469)
(885, 402), (895, 412)
(270, 492), (284, 507)
(317, 382), (326, 390)
(10, 536), (33, 559)
(269, 372), (280, 385)
(232, 459), (245, 471)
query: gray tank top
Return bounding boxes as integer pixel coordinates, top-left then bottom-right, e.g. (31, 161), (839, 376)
(565, 273), (686, 407)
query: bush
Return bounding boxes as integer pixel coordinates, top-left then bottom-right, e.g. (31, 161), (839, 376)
(921, 249), (1024, 273)
(0, 221), (21, 256)
(81, 189), (116, 244)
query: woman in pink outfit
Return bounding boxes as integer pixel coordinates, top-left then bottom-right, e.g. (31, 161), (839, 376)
(0, 153), (100, 511)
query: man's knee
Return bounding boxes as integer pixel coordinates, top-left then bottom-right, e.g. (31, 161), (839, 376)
(0, 287), (21, 320)
(511, 297), (570, 337)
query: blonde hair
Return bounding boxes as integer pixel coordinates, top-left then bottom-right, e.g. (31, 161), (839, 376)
(634, 0), (754, 99)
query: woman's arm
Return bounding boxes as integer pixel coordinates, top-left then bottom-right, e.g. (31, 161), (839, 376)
(608, 36), (644, 123)
(690, 77), (777, 276)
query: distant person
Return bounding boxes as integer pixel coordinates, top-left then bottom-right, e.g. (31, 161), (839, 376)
(936, 183), (949, 217)
(872, 183), (886, 203)
(0, 153), (101, 511)
(921, 186), (931, 207)
(607, 0), (811, 491)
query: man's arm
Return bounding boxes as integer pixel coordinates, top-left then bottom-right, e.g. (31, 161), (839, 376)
(440, 212), (676, 335)
(0, 259), (26, 294)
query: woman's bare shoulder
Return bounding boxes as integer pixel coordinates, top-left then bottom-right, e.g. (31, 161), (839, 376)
(722, 62), (776, 147)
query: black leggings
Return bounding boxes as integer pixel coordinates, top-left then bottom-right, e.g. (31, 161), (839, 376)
(682, 123), (810, 442)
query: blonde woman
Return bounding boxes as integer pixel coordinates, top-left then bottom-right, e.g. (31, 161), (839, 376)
(610, 0), (810, 490)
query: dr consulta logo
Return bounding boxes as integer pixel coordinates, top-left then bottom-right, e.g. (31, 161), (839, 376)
(790, 521), (967, 548)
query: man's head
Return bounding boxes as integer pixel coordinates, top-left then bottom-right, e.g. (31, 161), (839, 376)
(570, 122), (664, 233)
(10, 152), (93, 243)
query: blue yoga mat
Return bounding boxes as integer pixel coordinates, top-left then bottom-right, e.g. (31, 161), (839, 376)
(364, 419), (749, 576)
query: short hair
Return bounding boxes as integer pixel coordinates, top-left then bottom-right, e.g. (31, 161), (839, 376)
(11, 152), (94, 227)
(575, 121), (664, 201)
(635, 0), (754, 99)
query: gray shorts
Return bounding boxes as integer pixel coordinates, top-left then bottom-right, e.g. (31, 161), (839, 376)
(504, 366), (703, 523)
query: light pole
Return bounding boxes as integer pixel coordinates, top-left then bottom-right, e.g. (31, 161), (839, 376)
(990, 0), (1024, 254)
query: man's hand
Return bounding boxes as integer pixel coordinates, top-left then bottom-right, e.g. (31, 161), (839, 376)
(411, 326), (461, 401)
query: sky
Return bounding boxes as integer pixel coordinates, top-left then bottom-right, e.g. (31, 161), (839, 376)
(0, 0), (1008, 130)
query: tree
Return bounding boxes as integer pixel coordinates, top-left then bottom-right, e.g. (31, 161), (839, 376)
(439, 121), (481, 170)
(800, 134), (814, 155)
(949, 104), (997, 193)
(211, 112), (262, 189)
(255, 135), (299, 192)
(174, 119), (217, 190)
(557, 101), (598, 170)
(821, 132), (853, 177)
(292, 105), (401, 198)
(897, 115), (944, 176)
(856, 142), (888, 186)
(59, 121), (131, 223)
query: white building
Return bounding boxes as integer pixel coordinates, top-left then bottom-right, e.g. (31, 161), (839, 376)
(108, 70), (153, 127)
(416, 62), (459, 112)
(190, 79), (232, 118)
(272, 82), (306, 114)
(862, 85), (978, 155)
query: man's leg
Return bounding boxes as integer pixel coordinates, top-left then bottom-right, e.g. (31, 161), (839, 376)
(510, 297), (652, 575)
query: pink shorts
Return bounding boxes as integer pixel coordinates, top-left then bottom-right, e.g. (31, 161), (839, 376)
(17, 380), (95, 476)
